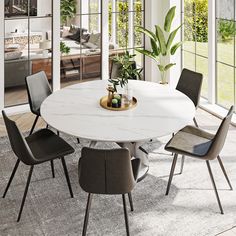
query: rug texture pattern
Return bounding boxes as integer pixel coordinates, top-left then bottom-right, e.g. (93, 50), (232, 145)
(0, 132), (236, 236)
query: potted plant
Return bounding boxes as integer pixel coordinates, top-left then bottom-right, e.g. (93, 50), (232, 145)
(60, 0), (76, 26)
(135, 6), (182, 84)
(108, 51), (143, 92)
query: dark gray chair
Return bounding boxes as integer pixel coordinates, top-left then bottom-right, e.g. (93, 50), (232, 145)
(164, 106), (234, 214)
(25, 71), (52, 135)
(26, 71), (79, 178)
(79, 147), (140, 236)
(175, 68), (203, 174)
(2, 110), (75, 222)
(176, 68), (203, 127)
(110, 60), (122, 80)
(110, 60), (138, 80)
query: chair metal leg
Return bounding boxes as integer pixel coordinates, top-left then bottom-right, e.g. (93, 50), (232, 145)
(179, 155), (185, 174)
(17, 165), (34, 222)
(165, 154), (178, 196)
(3, 159), (20, 198)
(217, 156), (233, 190)
(29, 115), (39, 135)
(122, 194), (130, 236)
(206, 160), (224, 214)
(193, 117), (199, 127)
(82, 193), (92, 236)
(50, 160), (55, 178)
(128, 193), (134, 212)
(171, 133), (174, 156)
(77, 138), (80, 144)
(61, 157), (74, 198)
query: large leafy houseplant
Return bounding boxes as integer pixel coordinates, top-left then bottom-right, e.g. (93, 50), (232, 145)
(109, 51), (143, 92)
(60, 0), (76, 26)
(136, 6), (182, 84)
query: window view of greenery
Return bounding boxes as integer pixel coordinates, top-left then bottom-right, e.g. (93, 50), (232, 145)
(216, 0), (236, 109)
(109, 0), (144, 70)
(182, 0), (208, 98)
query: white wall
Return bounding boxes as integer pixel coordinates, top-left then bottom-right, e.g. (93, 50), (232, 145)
(145, 0), (163, 82)
(169, 0), (182, 88)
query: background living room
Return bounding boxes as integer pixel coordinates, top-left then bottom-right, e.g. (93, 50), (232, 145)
(3, 0), (145, 109)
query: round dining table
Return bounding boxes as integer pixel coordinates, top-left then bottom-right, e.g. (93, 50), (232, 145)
(41, 80), (196, 180)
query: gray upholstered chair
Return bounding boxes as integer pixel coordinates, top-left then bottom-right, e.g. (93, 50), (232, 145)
(164, 106), (234, 214)
(176, 68), (203, 127)
(25, 71), (52, 135)
(110, 60), (138, 80)
(2, 110), (74, 222)
(110, 60), (122, 80)
(175, 68), (203, 174)
(26, 71), (79, 178)
(79, 147), (140, 236)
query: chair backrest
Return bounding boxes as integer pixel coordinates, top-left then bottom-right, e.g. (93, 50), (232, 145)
(206, 106), (234, 160)
(110, 60), (138, 80)
(25, 71), (52, 115)
(176, 68), (203, 108)
(110, 61), (122, 80)
(2, 111), (35, 165)
(79, 147), (136, 194)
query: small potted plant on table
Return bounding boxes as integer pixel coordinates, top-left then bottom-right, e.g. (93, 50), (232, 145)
(107, 51), (143, 107)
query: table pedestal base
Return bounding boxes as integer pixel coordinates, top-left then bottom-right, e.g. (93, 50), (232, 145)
(117, 142), (149, 182)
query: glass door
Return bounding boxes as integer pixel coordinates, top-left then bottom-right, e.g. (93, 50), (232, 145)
(60, 0), (102, 88)
(4, 0), (53, 107)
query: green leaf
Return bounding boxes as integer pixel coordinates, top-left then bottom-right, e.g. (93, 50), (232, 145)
(164, 6), (176, 32)
(135, 48), (157, 61)
(150, 38), (160, 56)
(171, 42), (183, 55)
(155, 25), (167, 55)
(166, 25), (182, 53)
(136, 26), (156, 41)
(164, 63), (176, 71)
(158, 65), (165, 72)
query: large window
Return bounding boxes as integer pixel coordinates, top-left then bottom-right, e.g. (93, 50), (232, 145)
(109, 0), (145, 74)
(216, 0), (236, 109)
(60, 0), (102, 87)
(181, 0), (208, 98)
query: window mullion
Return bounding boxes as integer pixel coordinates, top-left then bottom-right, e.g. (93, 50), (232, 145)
(208, 0), (216, 104)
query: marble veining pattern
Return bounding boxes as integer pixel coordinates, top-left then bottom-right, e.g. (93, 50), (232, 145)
(41, 80), (196, 142)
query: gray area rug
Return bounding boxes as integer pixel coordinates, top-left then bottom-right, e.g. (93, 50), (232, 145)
(0, 131), (236, 236)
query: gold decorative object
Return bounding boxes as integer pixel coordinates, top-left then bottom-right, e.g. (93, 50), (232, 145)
(100, 95), (137, 111)
(107, 86), (115, 107)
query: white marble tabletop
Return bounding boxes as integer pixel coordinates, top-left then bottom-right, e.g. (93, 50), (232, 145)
(41, 80), (196, 143)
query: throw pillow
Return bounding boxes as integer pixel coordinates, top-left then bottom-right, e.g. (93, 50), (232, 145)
(67, 28), (88, 42)
(62, 26), (71, 38)
(88, 33), (100, 45)
(69, 24), (79, 34)
(81, 33), (90, 43)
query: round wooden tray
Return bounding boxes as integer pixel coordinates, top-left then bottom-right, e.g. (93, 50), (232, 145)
(100, 96), (137, 111)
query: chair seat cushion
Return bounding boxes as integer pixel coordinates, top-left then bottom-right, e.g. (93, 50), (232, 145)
(165, 126), (214, 158)
(26, 129), (74, 164)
